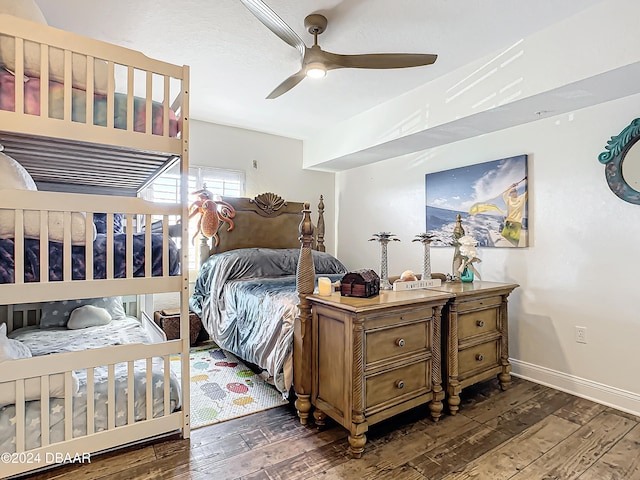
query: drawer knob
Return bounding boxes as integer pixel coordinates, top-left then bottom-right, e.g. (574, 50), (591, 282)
(476, 354), (484, 361)
(396, 380), (405, 389)
(396, 338), (406, 347)
(476, 320), (485, 327)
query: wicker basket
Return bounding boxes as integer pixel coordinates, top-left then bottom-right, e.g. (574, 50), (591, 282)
(153, 309), (203, 346)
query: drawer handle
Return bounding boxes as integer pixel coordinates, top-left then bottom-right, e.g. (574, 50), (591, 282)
(396, 338), (406, 347)
(476, 320), (485, 327)
(476, 354), (484, 361)
(396, 380), (405, 389)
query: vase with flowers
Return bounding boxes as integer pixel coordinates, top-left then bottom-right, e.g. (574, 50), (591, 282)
(457, 235), (481, 282)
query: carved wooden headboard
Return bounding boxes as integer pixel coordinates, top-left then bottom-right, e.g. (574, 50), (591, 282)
(201, 192), (326, 261)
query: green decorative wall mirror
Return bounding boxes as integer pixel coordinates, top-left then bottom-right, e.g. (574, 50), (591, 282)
(599, 118), (640, 204)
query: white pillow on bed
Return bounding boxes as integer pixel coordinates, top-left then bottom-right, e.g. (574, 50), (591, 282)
(0, 0), (110, 94)
(0, 150), (96, 245)
(0, 324), (79, 408)
(0, 323), (31, 362)
(40, 296), (127, 329)
(67, 305), (112, 329)
(0, 0), (46, 25)
(0, 150), (36, 190)
(0, 372), (80, 409)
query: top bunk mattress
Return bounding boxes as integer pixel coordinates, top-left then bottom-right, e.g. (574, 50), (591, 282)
(0, 68), (179, 137)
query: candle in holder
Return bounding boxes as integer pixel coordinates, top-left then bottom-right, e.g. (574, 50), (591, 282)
(318, 277), (332, 296)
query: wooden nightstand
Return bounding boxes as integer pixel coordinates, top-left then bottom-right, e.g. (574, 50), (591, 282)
(308, 289), (453, 457)
(425, 281), (519, 415)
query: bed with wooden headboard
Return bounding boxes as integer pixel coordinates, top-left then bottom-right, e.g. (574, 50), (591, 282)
(190, 192), (342, 424)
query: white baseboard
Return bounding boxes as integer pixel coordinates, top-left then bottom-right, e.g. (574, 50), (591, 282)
(510, 359), (640, 417)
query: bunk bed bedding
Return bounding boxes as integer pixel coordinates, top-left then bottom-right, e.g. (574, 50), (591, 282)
(190, 247), (347, 396)
(0, 69), (179, 136)
(0, 232), (180, 283)
(0, 316), (182, 453)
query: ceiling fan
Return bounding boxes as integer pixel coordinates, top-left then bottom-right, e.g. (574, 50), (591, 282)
(240, 0), (438, 99)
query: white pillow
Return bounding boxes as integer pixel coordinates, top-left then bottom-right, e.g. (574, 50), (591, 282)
(0, 323), (31, 362)
(0, 372), (80, 409)
(0, 323), (79, 407)
(67, 305), (112, 330)
(0, 0), (109, 94)
(0, 0), (46, 24)
(0, 150), (36, 190)
(40, 297), (126, 329)
(0, 151), (96, 245)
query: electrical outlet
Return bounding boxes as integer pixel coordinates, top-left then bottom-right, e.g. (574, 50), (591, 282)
(575, 326), (587, 344)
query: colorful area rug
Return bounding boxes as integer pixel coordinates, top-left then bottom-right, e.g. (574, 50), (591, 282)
(170, 345), (288, 429)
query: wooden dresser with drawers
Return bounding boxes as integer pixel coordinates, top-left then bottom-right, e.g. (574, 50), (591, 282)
(308, 289), (453, 457)
(425, 281), (519, 415)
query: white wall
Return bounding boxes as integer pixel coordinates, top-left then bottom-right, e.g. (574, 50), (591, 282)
(189, 119), (337, 254)
(304, 0), (640, 169)
(335, 93), (640, 415)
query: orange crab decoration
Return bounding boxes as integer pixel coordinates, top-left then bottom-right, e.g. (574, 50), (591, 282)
(188, 188), (236, 246)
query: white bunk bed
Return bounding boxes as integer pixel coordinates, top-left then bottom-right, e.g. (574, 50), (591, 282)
(0, 13), (190, 478)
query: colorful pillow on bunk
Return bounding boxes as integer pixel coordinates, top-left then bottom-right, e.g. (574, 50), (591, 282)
(0, 150), (97, 245)
(39, 296), (127, 329)
(0, 0), (110, 94)
(93, 213), (125, 234)
(0, 322), (31, 362)
(67, 305), (112, 329)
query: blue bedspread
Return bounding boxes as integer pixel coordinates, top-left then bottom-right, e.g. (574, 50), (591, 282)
(190, 248), (347, 396)
(0, 232), (180, 283)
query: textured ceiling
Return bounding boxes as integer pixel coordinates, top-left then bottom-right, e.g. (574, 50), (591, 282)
(36, 0), (604, 140)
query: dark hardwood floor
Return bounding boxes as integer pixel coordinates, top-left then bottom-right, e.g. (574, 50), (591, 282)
(22, 377), (640, 480)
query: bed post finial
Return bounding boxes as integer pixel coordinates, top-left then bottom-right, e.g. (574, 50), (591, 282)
(316, 195), (325, 252)
(297, 201), (315, 298)
(294, 201), (315, 424)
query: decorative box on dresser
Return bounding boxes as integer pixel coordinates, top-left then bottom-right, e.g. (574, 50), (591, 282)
(426, 281), (519, 415)
(308, 289), (453, 457)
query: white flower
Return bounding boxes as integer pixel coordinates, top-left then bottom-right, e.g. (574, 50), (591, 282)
(457, 235), (482, 278)
(458, 235), (477, 246)
(459, 235), (480, 262)
(460, 244), (478, 259)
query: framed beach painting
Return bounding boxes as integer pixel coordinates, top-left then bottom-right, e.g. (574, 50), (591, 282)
(425, 154), (529, 248)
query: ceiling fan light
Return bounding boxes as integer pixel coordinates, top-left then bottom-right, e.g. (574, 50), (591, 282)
(306, 63), (327, 79)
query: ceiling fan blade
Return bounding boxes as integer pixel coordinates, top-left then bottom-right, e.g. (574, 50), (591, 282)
(266, 70), (306, 99)
(323, 52), (438, 70)
(240, 0), (306, 58)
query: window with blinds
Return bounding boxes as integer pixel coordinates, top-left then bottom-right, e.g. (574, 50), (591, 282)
(143, 166), (245, 272)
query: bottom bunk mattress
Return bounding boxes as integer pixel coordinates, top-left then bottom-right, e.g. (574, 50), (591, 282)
(0, 317), (181, 453)
(190, 248), (347, 397)
(0, 232), (180, 283)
